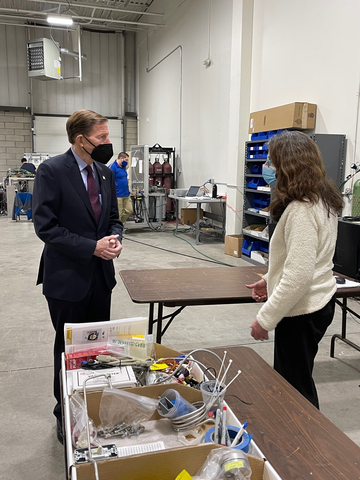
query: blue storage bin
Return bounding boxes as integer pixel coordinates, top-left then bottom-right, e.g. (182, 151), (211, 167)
(255, 152), (268, 159)
(257, 143), (269, 152)
(250, 163), (261, 174)
(247, 177), (267, 189)
(267, 129), (286, 138)
(251, 132), (268, 140)
(260, 242), (269, 254)
(242, 238), (261, 257)
(253, 195), (270, 209)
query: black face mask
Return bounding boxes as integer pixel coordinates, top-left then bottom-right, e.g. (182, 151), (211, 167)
(83, 136), (114, 164)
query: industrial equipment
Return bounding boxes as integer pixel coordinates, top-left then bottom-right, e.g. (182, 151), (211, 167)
(129, 144), (176, 229)
(27, 38), (62, 81)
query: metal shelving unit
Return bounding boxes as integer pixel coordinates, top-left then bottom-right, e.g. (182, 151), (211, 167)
(242, 133), (347, 264)
(242, 139), (271, 262)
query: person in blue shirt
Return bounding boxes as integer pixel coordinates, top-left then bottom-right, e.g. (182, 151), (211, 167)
(110, 152), (133, 224)
(20, 158), (36, 175)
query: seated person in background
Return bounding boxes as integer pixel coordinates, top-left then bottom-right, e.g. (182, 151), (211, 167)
(20, 158), (36, 175)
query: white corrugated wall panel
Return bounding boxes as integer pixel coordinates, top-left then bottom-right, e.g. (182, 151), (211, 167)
(34, 116), (123, 163)
(0, 25), (29, 107)
(0, 25), (124, 116)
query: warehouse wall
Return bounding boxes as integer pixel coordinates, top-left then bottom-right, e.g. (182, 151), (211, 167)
(137, 0), (233, 186)
(0, 25), (124, 117)
(0, 110), (32, 180)
(137, 0), (360, 226)
(0, 24), (125, 183)
(250, 0), (360, 215)
(137, 0), (250, 233)
(1, 1), (360, 220)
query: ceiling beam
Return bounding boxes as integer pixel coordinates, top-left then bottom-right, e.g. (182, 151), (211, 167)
(0, 8), (163, 28)
(26, 0), (164, 17)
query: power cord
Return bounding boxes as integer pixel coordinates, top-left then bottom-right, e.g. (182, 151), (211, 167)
(172, 230), (235, 267)
(124, 236), (234, 266)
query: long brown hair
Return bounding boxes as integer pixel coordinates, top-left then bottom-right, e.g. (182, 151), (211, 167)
(268, 131), (344, 221)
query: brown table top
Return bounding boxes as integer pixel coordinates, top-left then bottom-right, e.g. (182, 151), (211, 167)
(192, 346), (360, 480)
(119, 265), (267, 306)
(120, 266), (360, 306)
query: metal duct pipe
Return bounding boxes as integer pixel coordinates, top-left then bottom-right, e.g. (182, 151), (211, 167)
(60, 47), (87, 61)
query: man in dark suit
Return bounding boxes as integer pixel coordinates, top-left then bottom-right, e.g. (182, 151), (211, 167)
(32, 110), (123, 443)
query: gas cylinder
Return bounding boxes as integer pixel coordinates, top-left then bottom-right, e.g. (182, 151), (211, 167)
(352, 179), (360, 216)
(154, 157), (163, 186)
(149, 159), (154, 187)
(162, 157), (172, 211)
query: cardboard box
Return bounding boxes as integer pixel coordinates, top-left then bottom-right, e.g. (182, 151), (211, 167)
(224, 234), (243, 258)
(181, 208), (203, 225)
(249, 102), (317, 133)
(62, 343), (282, 480)
(68, 383), (268, 480)
(72, 445), (266, 480)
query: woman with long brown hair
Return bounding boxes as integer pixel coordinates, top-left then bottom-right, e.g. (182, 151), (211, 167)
(246, 130), (344, 408)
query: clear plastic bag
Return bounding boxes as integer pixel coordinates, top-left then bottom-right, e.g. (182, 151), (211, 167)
(69, 392), (99, 448)
(193, 447), (252, 480)
(98, 387), (158, 436)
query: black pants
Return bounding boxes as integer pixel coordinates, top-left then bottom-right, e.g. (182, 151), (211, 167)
(274, 296), (335, 409)
(46, 262), (112, 422)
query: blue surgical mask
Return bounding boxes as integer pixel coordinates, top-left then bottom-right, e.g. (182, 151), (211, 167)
(121, 160), (128, 168)
(262, 164), (276, 186)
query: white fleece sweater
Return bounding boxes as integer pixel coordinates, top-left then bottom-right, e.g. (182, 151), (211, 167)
(257, 200), (338, 331)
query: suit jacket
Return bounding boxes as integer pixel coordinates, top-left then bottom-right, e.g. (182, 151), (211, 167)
(32, 148), (123, 302)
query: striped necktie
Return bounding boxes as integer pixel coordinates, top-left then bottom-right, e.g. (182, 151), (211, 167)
(85, 165), (102, 222)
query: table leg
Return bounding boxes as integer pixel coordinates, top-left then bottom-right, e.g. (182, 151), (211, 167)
(156, 303), (164, 344)
(222, 201), (226, 241)
(175, 200), (179, 233)
(196, 203), (201, 245)
(331, 298), (360, 357)
(148, 303), (155, 334)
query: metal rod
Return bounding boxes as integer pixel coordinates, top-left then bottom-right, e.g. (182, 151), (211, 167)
(83, 373), (113, 480)
(77, 24), (82, 82)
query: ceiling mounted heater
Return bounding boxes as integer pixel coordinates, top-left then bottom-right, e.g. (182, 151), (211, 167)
(27, 38), (61, 81)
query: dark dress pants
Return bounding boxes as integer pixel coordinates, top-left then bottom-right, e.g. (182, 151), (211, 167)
(46, 260), (112, 422)
(274, 296), (335, 409)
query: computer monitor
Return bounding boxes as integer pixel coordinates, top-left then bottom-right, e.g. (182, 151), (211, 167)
(333, 219), (360, 280)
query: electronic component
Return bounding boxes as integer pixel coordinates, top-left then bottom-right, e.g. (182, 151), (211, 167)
(74, 444), (118, 463)
(71, 366), (137, 392)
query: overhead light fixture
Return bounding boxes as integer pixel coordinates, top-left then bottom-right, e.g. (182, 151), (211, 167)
(47, 15), (73, 26)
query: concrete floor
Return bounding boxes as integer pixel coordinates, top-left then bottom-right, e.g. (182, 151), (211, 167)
(0, 215), (360, 479)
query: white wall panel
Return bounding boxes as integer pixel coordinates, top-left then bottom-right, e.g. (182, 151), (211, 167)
(34, 116), (123, 164)
(0, 25), (29, 107)
(138, 0), (234, 189)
